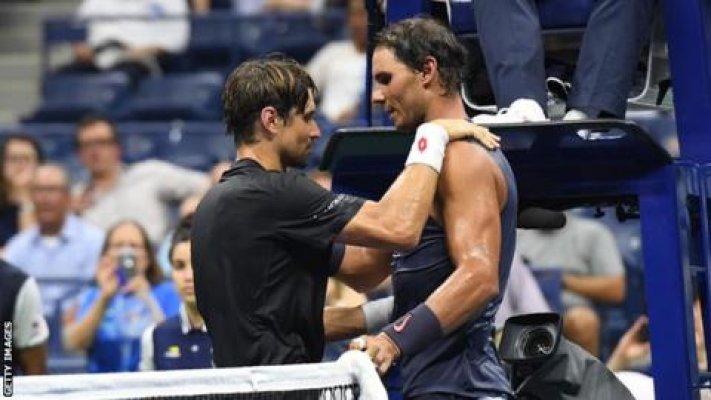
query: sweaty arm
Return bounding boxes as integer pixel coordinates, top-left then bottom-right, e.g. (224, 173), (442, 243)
(425, 142), (506, 332)
(337, 120), (496, 251)
(377, 142), (507, 363)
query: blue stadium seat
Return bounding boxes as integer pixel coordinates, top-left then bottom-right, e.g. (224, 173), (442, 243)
(116, 121), (230, 171)
(118, 72), (223, 121)
(234, 12), (346, 64)
(27, 72), (131, 122)
(183, 14), (237, 72)
(116, 122), (172, 163)
(158, 121), (233, 171)
(19, 123), (84, 178)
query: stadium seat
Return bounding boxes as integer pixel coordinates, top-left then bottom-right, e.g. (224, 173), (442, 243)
(117, 122), (172, 163)
(183, 14), (236, 72)
(118, 72), (223, 121)
(158, 121), (233, 171)
(115, 121), (231, 170)
(27, 72), (131, 122)
(234, 13), (346, 64)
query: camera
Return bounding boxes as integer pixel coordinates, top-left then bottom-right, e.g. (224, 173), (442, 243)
(499, 313), (635, 400)
(116, 247), (138, 286)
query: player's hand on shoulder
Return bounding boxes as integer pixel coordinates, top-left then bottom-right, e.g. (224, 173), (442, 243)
(428, 119), (500, 149)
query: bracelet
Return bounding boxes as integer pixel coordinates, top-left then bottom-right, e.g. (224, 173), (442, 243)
(404, 122), (449, 173)
(382, 303), (443, 357)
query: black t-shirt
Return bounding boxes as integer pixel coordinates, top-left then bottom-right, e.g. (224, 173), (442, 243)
(192, 159), (364, 367)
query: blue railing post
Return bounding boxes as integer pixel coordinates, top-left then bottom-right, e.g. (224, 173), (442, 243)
(640, 165), (698, 400)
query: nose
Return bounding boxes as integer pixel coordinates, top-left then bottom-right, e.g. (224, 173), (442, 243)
(311, 120), (321, 139)
(372, 87), (385, 104)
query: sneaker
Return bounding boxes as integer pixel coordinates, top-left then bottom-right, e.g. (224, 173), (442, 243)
(563, 108), (589, 121)
(564, 108), (623, 140)
(471, 98), (547, 124)
(546, 77), (571, 102)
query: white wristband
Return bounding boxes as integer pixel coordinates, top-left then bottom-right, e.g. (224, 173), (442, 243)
(362, 296), (395, 333)
(405, 122), (449, 173)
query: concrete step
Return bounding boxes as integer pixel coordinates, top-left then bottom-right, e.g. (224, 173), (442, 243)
(0, 0), (80, 53)
(0, 52), (40, 123)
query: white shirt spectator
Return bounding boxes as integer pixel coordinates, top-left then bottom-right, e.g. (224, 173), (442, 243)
(234, 0), (324, 14)
(307, 40), (366, 122)
(78, 0), (189, 54)
(73, 160), (209, 244)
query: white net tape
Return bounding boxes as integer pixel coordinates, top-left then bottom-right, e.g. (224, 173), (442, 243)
(12, 351), (387, 400)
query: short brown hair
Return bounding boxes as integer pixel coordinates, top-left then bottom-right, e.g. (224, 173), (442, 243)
(222, 54), (317, 145)
(375, 17), (467, 95)
(75, 114), (119, 147)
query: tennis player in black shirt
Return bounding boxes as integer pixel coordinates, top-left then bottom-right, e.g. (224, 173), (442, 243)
(191, 55), (498, 367)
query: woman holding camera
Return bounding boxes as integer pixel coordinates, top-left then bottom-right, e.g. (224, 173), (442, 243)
(63, 220), (180, 372)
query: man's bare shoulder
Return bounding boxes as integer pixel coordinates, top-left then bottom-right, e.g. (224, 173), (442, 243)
(442, 140), (502, 176)
(439, 140), (507, 204)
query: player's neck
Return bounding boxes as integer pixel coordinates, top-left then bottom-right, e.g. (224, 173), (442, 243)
(237, 143), (283, 171)
(425, 95), (468, 121)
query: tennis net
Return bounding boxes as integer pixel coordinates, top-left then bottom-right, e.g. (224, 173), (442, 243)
(11, 351), (387, 400)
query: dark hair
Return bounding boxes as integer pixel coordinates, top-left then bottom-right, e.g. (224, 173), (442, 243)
(169, 214), (192, 261)
(375, 17), (467, 95)
(102, 220), (163, 285)
(222, 54), (317, 146)
(0, 134), (45, 164)
(0, 134), (45, 208)
(75, 114), (118, 146)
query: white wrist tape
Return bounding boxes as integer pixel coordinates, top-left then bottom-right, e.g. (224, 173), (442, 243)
(405, 122), (449, 173)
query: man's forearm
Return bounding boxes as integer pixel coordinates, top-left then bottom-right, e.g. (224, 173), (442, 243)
(563, 274), (625, 303)
(17, 344), (47, 375)
(324, 306), (366, 342)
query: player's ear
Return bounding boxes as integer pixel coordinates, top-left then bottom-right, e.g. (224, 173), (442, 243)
(420, 56), (438, 87)
(260, 106), (283, 137)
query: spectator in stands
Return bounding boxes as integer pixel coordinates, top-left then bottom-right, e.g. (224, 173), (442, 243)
(307, 0), (367, 124)
(59, 0), (189, 83)
(516, 212), (626, 356)
(140, 216), (212, 371)
(234, 0), (325, 14)
(190, 0), (233, 13)
(470, 0), (654, 123)
(63, 220), (180, 372)
(0, 134), (44, 245)
(3, 164), (104, 319)
(607, 299), (709, 400)
(72, 115), (210, 244)
(0, 259), (49, 374)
